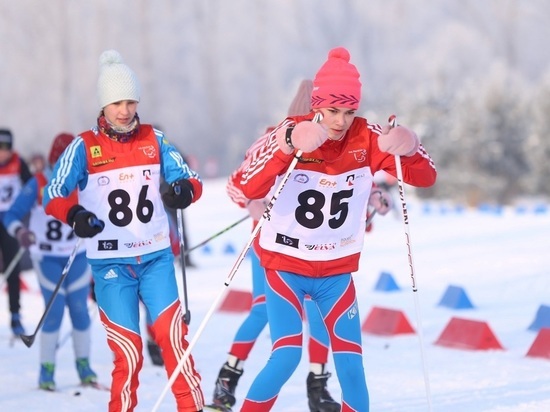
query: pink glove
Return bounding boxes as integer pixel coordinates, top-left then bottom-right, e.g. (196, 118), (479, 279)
(291, 121), (328, 152)
(246, 199), (268, 221)
(276, 122), (328, 154)
(368, 189), (392, 215)
(378, 125), (419, 156)
(15, 227), (36, 248)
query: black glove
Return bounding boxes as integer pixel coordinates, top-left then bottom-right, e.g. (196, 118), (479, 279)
(67, 205), (105, 238)
(161, 179), (194, 209)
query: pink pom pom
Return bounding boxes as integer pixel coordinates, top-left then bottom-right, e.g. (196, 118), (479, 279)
(328, 47), (351, 62)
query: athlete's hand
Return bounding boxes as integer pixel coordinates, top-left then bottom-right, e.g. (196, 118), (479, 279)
(162, 179), (194, 209)
(246, 198), (268, 221)
(67, 205), (105, 238)
(368, 189), (392, 215)
(276, 122), (328, 155)
(288, 121), (328, 153)
(378, 125), (419, 157)
(15, 227), (36, 248)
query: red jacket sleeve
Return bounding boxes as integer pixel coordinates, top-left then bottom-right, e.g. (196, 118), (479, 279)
(226, 168), (247, 209)
(374, 145), (437, 188)
(240, 118), (300, 200)
(44, 190), (79, 224)
(188, 177), (203, 202)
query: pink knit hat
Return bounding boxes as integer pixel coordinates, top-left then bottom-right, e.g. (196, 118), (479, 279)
(311, 47), (361, 110)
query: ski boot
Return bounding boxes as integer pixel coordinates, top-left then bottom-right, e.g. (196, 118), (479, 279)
(147, 339), (164, 366)
(11, 313), (25, 336)
(76, 358), (98, 385)
(307, 371), (341, 412)
(205, 362), (243, 411)
(39, 362), (56, 391)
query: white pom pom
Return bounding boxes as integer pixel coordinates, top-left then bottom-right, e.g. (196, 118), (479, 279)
(99, 50), (124, 67)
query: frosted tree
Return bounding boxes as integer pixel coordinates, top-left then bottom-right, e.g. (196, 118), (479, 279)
(525, 70), (550, 196)
(420, 63), (530, 204)
(1, 0), (549, 203)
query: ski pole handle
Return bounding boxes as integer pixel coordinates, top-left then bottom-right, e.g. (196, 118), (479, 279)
(88, 216), (105, 230)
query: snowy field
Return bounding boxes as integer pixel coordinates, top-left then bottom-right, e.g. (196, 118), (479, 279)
(1, 177), (549, 412)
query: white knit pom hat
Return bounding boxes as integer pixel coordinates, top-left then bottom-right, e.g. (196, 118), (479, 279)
(97, 50), (140, 108)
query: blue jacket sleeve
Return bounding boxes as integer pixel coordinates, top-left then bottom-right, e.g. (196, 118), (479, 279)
(157, 133), (201, 184)
(2, 177), (38, 237)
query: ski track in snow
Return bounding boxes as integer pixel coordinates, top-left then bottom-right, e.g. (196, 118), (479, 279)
(1, 178), (549, 411)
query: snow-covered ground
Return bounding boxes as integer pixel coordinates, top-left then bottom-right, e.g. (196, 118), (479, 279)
(1, 178), (549, 411)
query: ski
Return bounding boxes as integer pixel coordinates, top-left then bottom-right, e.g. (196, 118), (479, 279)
(39, 381), (110, 396)
(80, 381), (110, 391)
(38, 386), (85, 397)
(204, 403), (232, 412)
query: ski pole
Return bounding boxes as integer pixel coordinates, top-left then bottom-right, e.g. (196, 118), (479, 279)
(150, 112), (323, 412)
(175, 206), (191, 325)
(20, 238), (82, 348)
(0, 247), (26, 290)
(389, 114), (432, 410)
(184, 215), (249, 256)
(365, 210), (377, 228)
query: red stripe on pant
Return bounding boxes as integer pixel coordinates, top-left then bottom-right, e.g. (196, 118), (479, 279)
(151, 301), (205, 411)
(241, 396), (278, 411)
(100, 310), (143, 412)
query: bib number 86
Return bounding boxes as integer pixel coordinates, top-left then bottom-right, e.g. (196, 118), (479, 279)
(108, 186), (153, 227)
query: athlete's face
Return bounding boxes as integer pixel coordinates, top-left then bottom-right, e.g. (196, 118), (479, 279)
(316, 107), (356, 141)
(103, 100), (138, 128)
(0, 146), (12, 164)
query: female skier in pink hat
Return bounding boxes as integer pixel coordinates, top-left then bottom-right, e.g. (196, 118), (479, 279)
(239, 47), (436, 412)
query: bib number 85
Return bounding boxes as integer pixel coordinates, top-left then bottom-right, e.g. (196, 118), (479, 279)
(295, 188), (353, 229)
